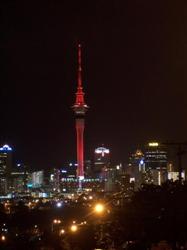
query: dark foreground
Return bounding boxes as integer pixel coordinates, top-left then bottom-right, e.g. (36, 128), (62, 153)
(0, 181), (187, 250)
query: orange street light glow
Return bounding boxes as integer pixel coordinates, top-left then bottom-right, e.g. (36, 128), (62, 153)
(53, 219), (61, 224)
(70, 225), (78, 232)
(1, 235), (6, 241)
(60, 229), (65, 235)
(94, 203), (105, 214)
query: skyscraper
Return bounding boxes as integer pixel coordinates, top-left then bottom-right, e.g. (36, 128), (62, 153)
(94, 146), (110, 178)
(145, 142), (168, 185)
(127, 149), (145, 189)
(72, 44), (88, 183)
(0, 144), (13, 194)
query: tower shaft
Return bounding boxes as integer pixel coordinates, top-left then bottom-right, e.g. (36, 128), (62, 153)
(76, 118), (85, 177)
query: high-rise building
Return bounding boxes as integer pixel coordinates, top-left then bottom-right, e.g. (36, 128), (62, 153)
(84, 160), (92, 178)
(32, 171), (44, 188)
(72, 44), (88, 184)
(127, 149), (145, 189)
(0, 144), (13, 194)
(104, 164), (123, 192)
(94, 146), (110, 179)
(50, 168), (61, 192)
(61, 162), (77, 179)
(10, 163), (29, 193)
(128, 149), (145, 171)
(144, 142), (168, 185)
(167, 161), (185, 181)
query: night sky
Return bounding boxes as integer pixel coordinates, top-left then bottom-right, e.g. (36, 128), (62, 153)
(1, 1), (187, 169)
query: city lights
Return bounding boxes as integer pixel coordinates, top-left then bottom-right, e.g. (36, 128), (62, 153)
(94, 203), (105, 214)
(149, 142), (159, 147)
(79, 176), (84, 181)
(59, 229), (65, 235)
(1, 235), (6, 241)
(52, 219), (62, 232)
(95, 147), (110, 156)
(0, 144), (12, 151)
(1, 1), (187, 249)
(56, 202), (62, 208)
(53, 219), (61, 224)
(70, 224), (78, 232)
(80, 221), (87, 225)
(140, 159), (144, 165)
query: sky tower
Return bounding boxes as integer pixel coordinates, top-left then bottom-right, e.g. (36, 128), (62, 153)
(72, 44), (88, 182)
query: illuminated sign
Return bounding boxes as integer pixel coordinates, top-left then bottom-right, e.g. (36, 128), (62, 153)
(0, 144), (12, 151)
(95, 147), (110, 157)
(148, 142), (159, 147)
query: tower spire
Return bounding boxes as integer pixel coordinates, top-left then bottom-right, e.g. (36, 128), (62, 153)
(78, 43), (82, 88)
(74, 44), (88, 108)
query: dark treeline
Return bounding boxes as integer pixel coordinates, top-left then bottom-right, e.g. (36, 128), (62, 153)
(113, 181), (187, 249)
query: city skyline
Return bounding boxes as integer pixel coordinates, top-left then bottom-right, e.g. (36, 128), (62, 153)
(1, 1), (187, 169)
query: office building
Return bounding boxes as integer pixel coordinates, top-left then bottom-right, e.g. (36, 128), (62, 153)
(144, 142), (168, 185)
(0, 144), (13, 194)
(10, 163), (29, 193)
(94, 146), (110, 179)
(127, 149), (145, 189)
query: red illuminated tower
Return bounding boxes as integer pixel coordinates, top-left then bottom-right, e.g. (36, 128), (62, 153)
(72, 44), (88, 181)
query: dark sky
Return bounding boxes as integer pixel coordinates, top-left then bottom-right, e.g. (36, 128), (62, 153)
(1, 1), (187, 169)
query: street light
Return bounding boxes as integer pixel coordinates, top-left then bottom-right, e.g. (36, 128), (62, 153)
(94, 203), (105, 214)
(52, 219), (61, 232)
(93, 203), (106, 246)
(1, 235), (6, 241)
(70, 224), (78, 232)
(53, 219), (61, 224)
(59, 229), (65, 235)
(56, 202), (62, 208)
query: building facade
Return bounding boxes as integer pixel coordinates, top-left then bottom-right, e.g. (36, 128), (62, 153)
(94, 146), (110, 179)
(0, 144), (13, 194)
(144, 142), (168, 185)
